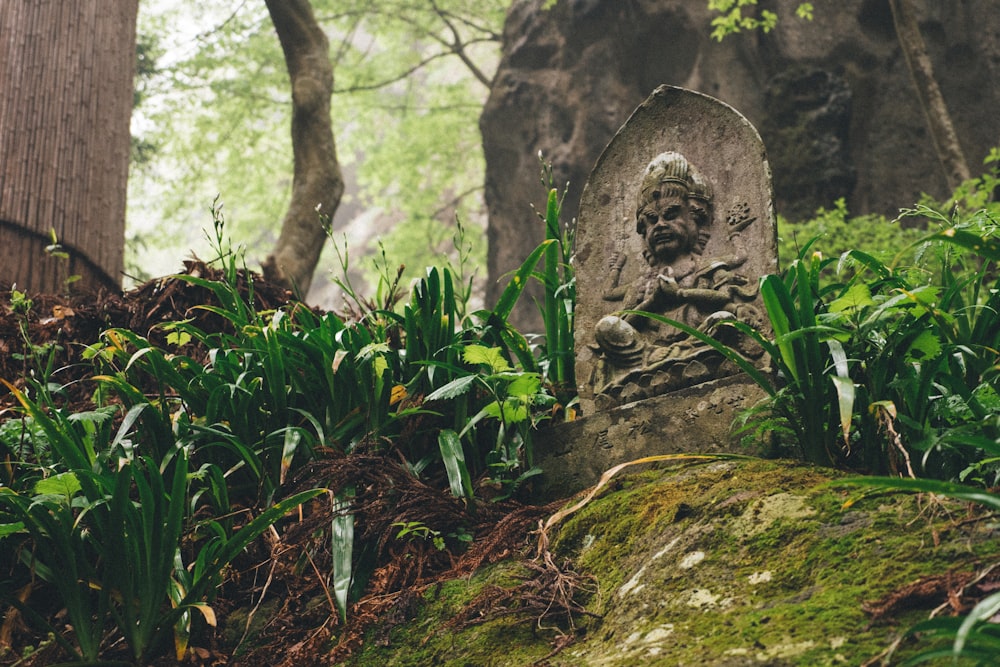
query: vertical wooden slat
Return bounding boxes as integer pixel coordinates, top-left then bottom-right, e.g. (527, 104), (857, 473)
(0, 1), (137, 294)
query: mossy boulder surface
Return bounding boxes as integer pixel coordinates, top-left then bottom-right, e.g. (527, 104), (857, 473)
(346, 459), (1000, 665)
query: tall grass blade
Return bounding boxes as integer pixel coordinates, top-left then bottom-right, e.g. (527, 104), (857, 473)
(623, 312), (775, 394)
(490, 240), (555, 322)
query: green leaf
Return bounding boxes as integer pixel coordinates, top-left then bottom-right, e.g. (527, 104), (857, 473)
(956, 592), (1000, 655)
(33, 472), (82, 498)
(166, 330), (192, 347)
(828, 283), (874, 314)
(0, 521), (25, 537)
(830, 376), (855, 447)
(827, 339), (855, 447)
(836, 476), (1000, 513)
(500, 400), (529, 424)
(904, 329), (942, 364)
(331, 489), (354, 623)
(482, 401), (503, 419)
(462, 344), (510, 373)
(425, 374), (478, 402)
(492, 240), (555, 321)
(355, 341), (391, 362)
(437, 429), (473, 500)
(279, 428), (301, 486)
(931, 228), (1000, 261)
(506, 373), (541, 398)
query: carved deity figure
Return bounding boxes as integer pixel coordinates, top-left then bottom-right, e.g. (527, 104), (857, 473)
(590, 151), (762, 405)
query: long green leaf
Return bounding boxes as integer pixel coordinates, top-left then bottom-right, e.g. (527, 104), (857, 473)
(955, 591), (1000, 655)
(437, 429), (473, 500)
(622, 311), (775, 396)
(425, 374), (478, 402)
(760, 274), (799, 381)
(330, 489), (354, 623)
(491, 239), (555, 321)
(184, 489), (324, 605)
(836, 476), (1000, 513)
(920, 228), (1000, 262)
(827, 339), (855, 446)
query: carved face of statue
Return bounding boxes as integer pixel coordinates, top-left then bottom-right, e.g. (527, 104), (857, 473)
(638, 195), (699, 262)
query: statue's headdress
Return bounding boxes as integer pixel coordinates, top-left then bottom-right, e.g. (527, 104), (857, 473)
(636, 152), (690, 223)
(635, 152), (715, 236)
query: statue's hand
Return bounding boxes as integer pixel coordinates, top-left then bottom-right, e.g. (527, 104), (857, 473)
(655, 274), (680, 303)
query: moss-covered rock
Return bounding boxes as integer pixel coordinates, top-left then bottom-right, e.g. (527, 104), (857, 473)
(345, 459), (1000, 665)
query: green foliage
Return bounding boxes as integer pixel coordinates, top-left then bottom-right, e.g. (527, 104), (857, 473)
(3, 159), (575, 650)
(707, 0), (778, 40)
(537, 160), (577, 410)
(427, 343), (553, 496)
(0, 379), (322, 663)
(6, 286), (63, 385)
(736, 196), (1000, 474)
(776, 198), (928, 271)
(707, 1), (812, 40)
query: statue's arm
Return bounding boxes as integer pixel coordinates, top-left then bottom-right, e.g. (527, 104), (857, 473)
(675, 286), (732, 307)
(601, 252), (628, 301)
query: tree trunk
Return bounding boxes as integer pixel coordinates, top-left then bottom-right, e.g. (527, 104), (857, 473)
(0, 1), (137, 294)
(262, 0), (344, 297)
(888, 0), (970, 191)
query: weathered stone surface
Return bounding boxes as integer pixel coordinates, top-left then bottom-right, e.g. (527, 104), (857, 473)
(763, 67), (855, 221)
(535, 375), (769, 500)
(482, 0), (1000, 331)
(344, 459), (1000, 666)
(572, 86), (776, 414)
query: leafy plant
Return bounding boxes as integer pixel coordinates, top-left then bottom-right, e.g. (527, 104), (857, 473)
(537, 160), (577, 410)
(706, 0), (813, 41)
(0, 380), (323, 663)
(427, 344), (554, 498)
(776, 198), (927, 271)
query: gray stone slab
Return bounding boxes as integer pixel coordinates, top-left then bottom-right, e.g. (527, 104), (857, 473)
(573, 85), (778, 415)
(535, 375), (769, 500)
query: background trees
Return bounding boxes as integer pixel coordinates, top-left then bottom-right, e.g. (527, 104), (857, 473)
(129, 0), (503, 305)
(0, 2), (138, 294)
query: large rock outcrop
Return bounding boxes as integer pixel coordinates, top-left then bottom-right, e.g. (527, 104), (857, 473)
(481, 0), (1000, 330)
(344, 458), (1000, 665)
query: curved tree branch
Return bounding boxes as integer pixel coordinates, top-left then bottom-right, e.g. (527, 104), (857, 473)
(262, 0), (344, 296)
(429, 0), (493, 87)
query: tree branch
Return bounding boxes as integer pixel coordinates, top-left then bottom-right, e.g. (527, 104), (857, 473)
(429, 0), (493, 87)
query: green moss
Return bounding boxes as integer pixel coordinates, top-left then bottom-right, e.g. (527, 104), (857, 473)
(347, 561), (556, 667)
(343, 459), (1000, 665)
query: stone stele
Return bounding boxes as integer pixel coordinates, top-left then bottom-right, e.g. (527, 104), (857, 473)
(537, 87), (777, 498)
(574, 85), (777, 415)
